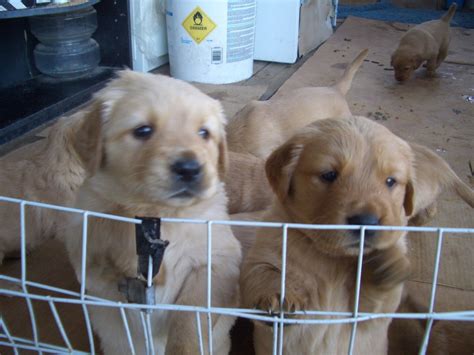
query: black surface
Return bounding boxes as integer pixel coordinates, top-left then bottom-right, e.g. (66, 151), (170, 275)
(93, 0), (132, 68)
(0, 17), (39, 89)
(0, 0), (100, 19)
(0, 0), (132, 144)
(0, 67), (115, 144)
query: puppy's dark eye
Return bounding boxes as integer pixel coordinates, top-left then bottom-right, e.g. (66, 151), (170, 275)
(320, 171), (338, 183)
(386, 177), (397, 188)
(133, 125), (154, 140)
(198, 127), (210, 140)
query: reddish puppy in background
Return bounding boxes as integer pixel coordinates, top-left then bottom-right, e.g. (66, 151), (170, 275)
(391, 4), (456, 82)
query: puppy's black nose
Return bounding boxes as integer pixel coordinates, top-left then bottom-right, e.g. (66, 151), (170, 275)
(171, 158), (202, 183)
(347, 214), (380, 238)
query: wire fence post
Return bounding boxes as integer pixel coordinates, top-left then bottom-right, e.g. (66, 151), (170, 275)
(0, 317), (19, 355)
(80, 211), (95, 354)
(277, 224), (289, 355)
(207, 221), (214, 355)
(80, 211), (89, 299)
(419, 229), (444, 355)
(119, 303), (136, 355)
(20, 201), (41, 354)
(272, 316), (279, 355)
(347, 226), (366, 355)
(0, 197), (473, 354)
(195, 312), (205, 355)
(140, 311), (150, 355)
(47, 297), (72, 351)
(145, 254), (156, 354)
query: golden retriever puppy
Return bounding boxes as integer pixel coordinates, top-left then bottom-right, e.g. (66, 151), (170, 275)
(241, 116), (418, 354)
(391, 4), (456, 82)
(0, 114), (86, 264)
(62, 70), (241, 355)
(227, 49), (368, 159)
(0, 117), (268, 265)
(226, 151), (272, 214)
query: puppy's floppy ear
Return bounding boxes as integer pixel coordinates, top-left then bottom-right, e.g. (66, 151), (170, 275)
(213, 104), (228, 180)
(404, 181), (415, 217)
(72, 102), (104, 176)
(218, 133), (228, 181)
(413, 55), (423, 69)
(265, 140), (304, 202)
(408, 142), (474, 220)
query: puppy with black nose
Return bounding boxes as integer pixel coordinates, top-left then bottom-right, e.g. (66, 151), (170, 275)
(63, 70), (241, 355)
(170, 155), (203, 196)
(240, 116), (414, 354)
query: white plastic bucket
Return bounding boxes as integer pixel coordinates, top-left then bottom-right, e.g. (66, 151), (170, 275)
(165, 0), (256, 84)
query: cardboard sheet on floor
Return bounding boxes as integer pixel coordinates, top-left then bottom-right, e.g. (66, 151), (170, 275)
(274, 16), (474, 308)
(196, 83), (267, 120)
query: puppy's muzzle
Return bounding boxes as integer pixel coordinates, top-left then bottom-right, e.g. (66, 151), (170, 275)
(347, 213), (380, 239)
(171, 157), (203, 185)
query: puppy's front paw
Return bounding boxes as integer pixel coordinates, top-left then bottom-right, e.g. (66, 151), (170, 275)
(365, 249), (410, 289)
(255, 290), (308, 314)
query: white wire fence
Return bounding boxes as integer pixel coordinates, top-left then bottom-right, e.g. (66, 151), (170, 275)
(0, 195), (473, 354)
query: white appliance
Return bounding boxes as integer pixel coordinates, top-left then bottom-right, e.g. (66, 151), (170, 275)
(253, 0), (335, 63)
(129, 0), (169, 72)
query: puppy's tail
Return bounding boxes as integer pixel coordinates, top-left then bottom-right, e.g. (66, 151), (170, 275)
(333, 48), (368, 96)
(434, 158), (474, 208)
(441, 3), (457, 23)
(412, 143), (474, 209)
(453, 172), (474, 208)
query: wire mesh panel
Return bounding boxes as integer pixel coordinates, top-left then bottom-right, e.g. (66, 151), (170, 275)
(0, 196), (473, 354)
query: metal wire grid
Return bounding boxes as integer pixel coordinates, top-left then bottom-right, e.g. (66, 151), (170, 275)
(0, 195), (473, 355)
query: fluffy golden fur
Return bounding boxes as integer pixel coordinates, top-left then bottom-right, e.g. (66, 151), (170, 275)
(226, 152), (272, 214)
(226, 49), (368, 159)
(62, 71), (241, 354)
(0, 114), (86, 264)
(391, 4), (456, 82)
(239, 115), (473, 354)
(227, 113), (472, 225)
(0, 110), (265, 266)
(241, 116), (420, 354)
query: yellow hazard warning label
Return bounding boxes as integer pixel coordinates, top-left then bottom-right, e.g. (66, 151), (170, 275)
(182, 6), (217, 44)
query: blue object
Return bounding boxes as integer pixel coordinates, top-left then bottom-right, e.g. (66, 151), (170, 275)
(338, 0), (473, 28)
(446, 0), (464, 8)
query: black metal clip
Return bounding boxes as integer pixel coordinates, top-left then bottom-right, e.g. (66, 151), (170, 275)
(118, 217), (169, 309)
(135, 217), (169, 280)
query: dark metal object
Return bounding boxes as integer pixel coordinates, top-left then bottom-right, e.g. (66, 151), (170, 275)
(118, 278), (155, 306)
(135, 217), (169, 280)
(118, 217), (169, 309)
